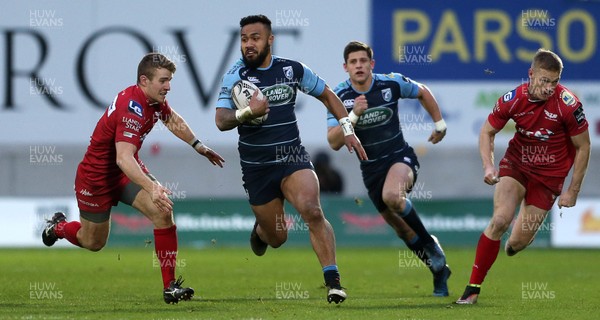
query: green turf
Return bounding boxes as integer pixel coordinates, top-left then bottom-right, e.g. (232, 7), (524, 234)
(1, 246), (599, 319)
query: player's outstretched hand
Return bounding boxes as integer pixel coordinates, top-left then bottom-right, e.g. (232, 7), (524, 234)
(428, 128), (446, 144)
(558, 189), (578, 208)
(197, 146), (225, 168)
(344, 134), (368, 161)
(152, 184), (173, 214)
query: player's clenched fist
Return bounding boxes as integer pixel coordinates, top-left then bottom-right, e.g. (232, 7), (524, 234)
(352, 95), (368, 115)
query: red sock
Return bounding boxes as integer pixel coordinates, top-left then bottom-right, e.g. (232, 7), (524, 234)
(54, 221), (82, 247)
(469, 233), (501, 285)
(154, 225), (178, 289)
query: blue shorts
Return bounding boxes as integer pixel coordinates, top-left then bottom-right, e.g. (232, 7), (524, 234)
(361, 146), (420, 212)
(241, 148), (314, 206)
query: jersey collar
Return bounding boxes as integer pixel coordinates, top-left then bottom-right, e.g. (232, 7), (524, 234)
(134, 84), (162, 108)
(349, 76), (374, 95)
(256, 55), (274, 71)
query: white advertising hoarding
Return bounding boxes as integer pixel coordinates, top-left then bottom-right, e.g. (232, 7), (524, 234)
(0, 197), (78, 247)
(551, 199), (600, 248)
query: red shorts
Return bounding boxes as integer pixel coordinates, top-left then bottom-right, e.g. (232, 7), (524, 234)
(74, 167), (130, 213)
(498, 158), (564, 211)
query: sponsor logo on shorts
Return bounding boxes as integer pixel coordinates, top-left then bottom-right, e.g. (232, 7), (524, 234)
(77, 199), (99, 207)
(79, 189), (93, 197)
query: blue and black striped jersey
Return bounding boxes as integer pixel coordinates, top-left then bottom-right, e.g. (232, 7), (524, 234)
(217, 55), (326, 166)
(328, 73), (420, 165)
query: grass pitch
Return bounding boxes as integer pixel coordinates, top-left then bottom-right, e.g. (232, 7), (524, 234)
(1, 246), (599, 319)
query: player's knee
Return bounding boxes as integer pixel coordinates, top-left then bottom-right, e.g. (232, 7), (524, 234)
(382, 191), (405, 212)
(510, 237), (532, 253)
(509, 244), (525, 255)
(489, 215), (511, 233)
(300, 205), (325, 225)
(150, 211), (174, 229)
(270, 235), (287, 248)
(268, 230), (287, 248)
(85, 239), (107, 252)
(260, 225), (288, 247)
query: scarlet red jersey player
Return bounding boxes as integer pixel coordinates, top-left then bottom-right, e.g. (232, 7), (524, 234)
(456, 49), (590, 304)
(42, 53), (225, 304)
(75, 85), (171, 213)
(490, 84), (586, 180)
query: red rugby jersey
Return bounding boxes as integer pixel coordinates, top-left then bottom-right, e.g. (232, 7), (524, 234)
(77, 85), (172, 190)
(488, 83), (588, 178)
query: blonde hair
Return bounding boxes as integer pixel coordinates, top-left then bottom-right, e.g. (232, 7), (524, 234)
(137, 53), (176, 83)
(531, 48), (563, 73)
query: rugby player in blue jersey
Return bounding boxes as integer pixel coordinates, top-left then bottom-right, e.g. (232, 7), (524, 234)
(215, 15), (367, 304)
(327, 41), (451, 296)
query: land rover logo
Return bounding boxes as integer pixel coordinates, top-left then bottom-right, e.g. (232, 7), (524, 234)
(357, 106), (393, 127)
(262, 84), (294, 106)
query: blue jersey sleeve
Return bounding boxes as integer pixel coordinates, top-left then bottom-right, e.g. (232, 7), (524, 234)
(332, 80), (349, 96)
(216, 61), (243, 110)
(381, 73), (420, 99)
(299, 62), (326, 97)
(327, 111), (338, 127)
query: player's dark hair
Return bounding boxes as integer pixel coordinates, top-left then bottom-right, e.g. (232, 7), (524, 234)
(240, 14), (272, 33)
(137, 53), (176, 84)
(344, 41), (373, 63)
(531, 48), (563, 73)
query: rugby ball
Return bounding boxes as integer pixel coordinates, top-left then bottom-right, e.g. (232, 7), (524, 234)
(231, 80), (268, 125)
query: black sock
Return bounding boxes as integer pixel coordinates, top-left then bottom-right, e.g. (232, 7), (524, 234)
(323, 266), (341, 289)
(405, 235), (427, 261)
(400, 199), (434, 245)
(405, 235), (434, 273)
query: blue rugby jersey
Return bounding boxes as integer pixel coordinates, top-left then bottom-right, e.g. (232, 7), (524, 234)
(217, 55), (326, 166)
(327, 73), (420, 166)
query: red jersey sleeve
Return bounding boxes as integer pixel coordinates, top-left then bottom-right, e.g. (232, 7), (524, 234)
(558, 88), (588, 137)
(488, 88), (518, 130)
(113, 95), (145, 150)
